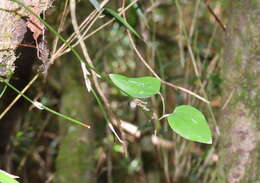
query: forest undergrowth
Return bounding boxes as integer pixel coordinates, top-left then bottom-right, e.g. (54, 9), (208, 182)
(0, 0), (227, 182)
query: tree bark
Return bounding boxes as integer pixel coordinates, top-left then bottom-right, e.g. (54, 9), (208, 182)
(54, 60), (96, 183)
(218, 1), (260, 183)
(0, 0), (52, 166)
(0, 0), (51, 78)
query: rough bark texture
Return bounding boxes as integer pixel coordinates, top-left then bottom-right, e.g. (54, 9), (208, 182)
(0, 0), (52, 165)
(218, 1), (260, 183)
(0, 0), (51, 78)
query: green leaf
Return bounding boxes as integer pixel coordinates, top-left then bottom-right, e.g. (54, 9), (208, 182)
(109, 74), (161, 98)
(88, 0), (100, 10)
(104, 8), (141, 38)
(0, 170), (19, 183)
(167, 105), (212, 144)
(113, 144), (123, 153)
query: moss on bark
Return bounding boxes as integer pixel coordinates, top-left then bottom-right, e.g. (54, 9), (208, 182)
(54, 59), (96, 183)
(218, 1), (260, 183)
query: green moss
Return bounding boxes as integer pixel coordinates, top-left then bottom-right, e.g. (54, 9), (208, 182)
(234, 51), (243, 67)
(253, 47), (260, 55)
(55, 58), (96, 183)
(232, 69), (260, 118)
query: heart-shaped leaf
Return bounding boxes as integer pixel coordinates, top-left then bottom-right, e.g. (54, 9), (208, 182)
(109, 74), (161, 98)
(104, 8), (141, 38)
(167, 105), (212, 144)
(0, 170), (19, 183)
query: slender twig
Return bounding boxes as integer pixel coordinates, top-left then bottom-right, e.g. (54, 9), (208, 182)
(189, 0), (201, 38)
(52, 10), (99, 59)
(204, 0), (226, 31)
(0, 42), (36, 48)
(4, 81), (90, 128)
(221, 89), (234, 110)
(0, 74), (39, 120)
(158, 92), (166, 117)
(127, 30), (210, 104)
(58, 0), (139, 57)
(9, 0), (118, 131)
(51, 0), (69, 58)
(70, 0), (127, 146)
(175, 0), (219, 136)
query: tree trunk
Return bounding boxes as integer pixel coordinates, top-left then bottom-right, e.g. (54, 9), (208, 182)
(54, 59), (96, 183)
(218, 1), (260, 183)
(0, 0), (51, 78)
(0, 0), (52, 166)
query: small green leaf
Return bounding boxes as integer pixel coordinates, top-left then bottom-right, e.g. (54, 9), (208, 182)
(104, 8), (141, 38)
(167, 105), (212, 144)
(109, 74), (161, 98)
(88, 0), (100, 10)
(113, 144), (123, 153)
(0, 170), (19, 183)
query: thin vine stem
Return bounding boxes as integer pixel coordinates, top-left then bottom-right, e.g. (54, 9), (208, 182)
(4, 81), (91, 128)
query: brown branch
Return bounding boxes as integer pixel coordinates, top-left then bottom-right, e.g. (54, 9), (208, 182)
(204, 0), (226, 32)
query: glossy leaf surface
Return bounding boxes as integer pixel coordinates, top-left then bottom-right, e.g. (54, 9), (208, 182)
(109, 74), (161, 98)
(167, 105), (212, 144)
(0, 170), (19, 183)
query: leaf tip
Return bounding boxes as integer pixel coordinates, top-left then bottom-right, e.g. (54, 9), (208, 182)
(205, 138), (213, 144)
(83, 124), (91, 128)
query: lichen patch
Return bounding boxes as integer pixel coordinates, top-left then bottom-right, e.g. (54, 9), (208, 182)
(228, 104), (257, 183)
